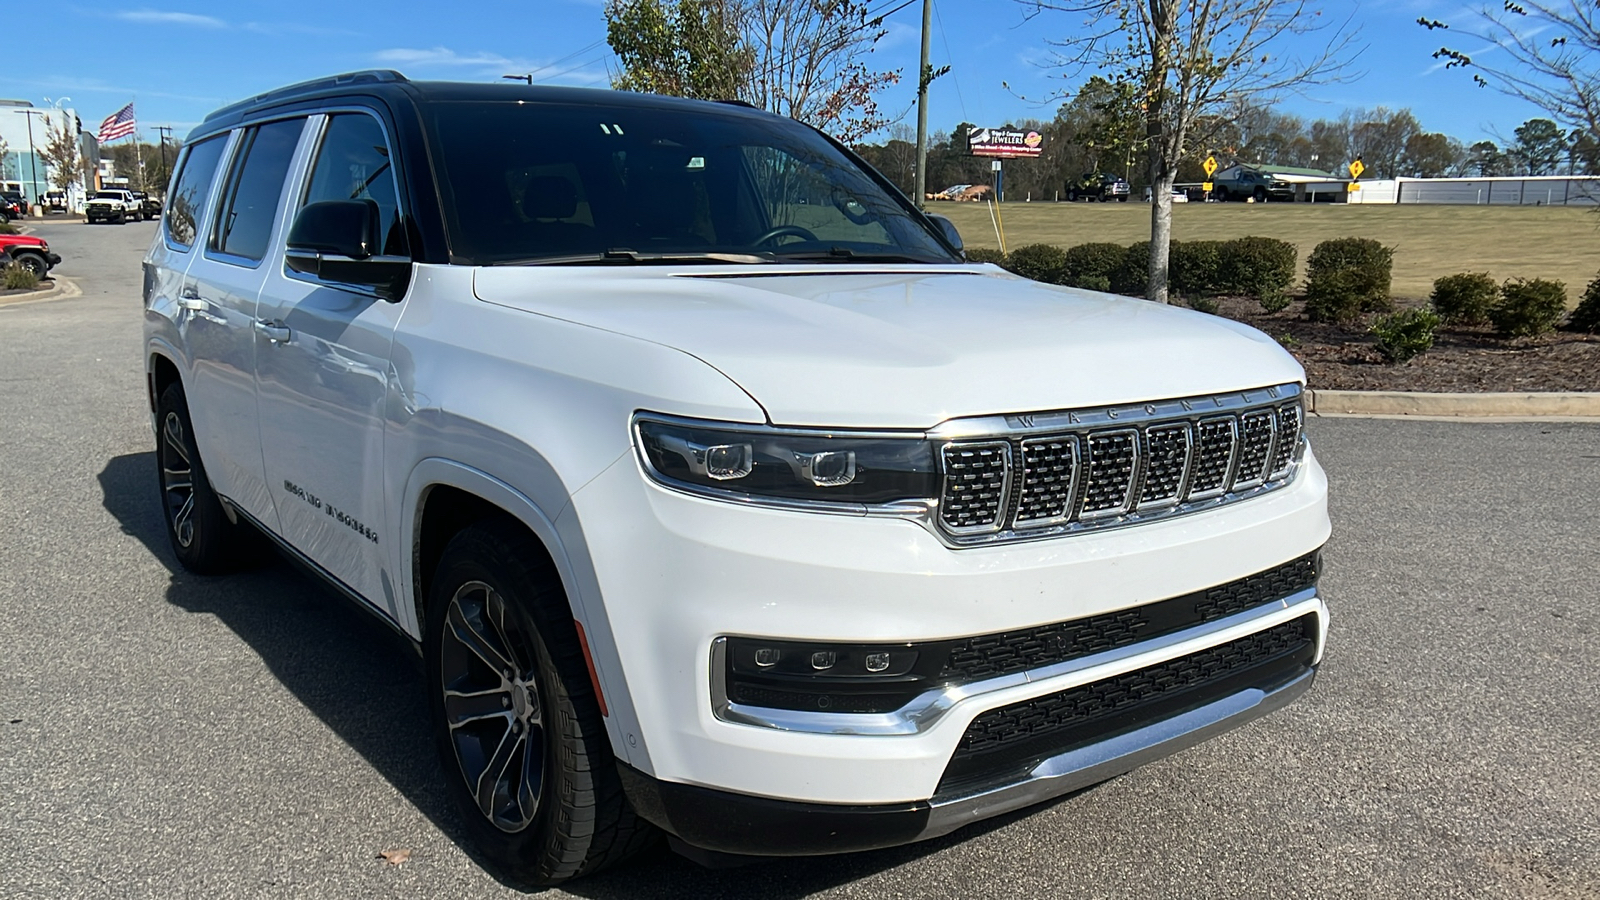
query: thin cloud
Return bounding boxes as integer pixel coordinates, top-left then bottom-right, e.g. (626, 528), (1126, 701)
(116, 8), (227, 28)
(374, 47), (520, 68)
(372, 46), (614, 87)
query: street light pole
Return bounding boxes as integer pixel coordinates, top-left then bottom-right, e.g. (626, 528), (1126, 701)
(503, 74), (533, 85)
(18, 108), (48, 209)
(156, 126), (173, 190)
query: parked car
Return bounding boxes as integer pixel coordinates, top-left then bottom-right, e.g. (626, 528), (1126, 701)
(1067, 172), (1130, 202)
(138, 192), (163, 218)
(85, 189), (142, 224)
(144, 71), (1330, 885)
(1211, 167), (1296, 202)
(0, 192), (28, 222)
(0, 233), (60, 277)
(45, 190), (69, 213)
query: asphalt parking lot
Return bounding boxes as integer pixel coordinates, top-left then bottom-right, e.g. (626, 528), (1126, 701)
(2, 219), (1597, 899)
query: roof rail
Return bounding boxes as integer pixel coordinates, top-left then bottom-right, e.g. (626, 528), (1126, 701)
(203, 70), (408, 123)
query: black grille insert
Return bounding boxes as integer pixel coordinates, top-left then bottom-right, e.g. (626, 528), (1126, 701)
(938, 614), (1317, 795)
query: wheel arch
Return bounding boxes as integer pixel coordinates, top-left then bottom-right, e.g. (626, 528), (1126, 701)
(401, 457), (647, 769)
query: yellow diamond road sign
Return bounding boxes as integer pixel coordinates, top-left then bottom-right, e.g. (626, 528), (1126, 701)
(1348, 159), (1365, 179)
(1203, 156), (1218, 177)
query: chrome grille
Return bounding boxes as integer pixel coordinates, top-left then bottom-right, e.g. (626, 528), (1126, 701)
(939, 442), (1011, 533)
(1233, 410), (1277, 489)
(1015, 437), (1078, 526)
(934, 386), (1305, 544)
(1079, 430), (1139, 518)
(1272, 403), (1302, 477)
(1139, 424), (1192, 507)
(1187, 417), (1237, 500)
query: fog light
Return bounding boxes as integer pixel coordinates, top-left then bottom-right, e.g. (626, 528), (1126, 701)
(754, 647), (781, 667)
(864, 652), (891, 672)
(810, 651), (836, 670)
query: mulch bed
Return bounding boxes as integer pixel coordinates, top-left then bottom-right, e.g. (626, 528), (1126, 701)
(1209, 295), (1600, 392)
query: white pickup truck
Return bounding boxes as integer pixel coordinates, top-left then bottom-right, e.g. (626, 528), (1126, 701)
(85, 189), (143, 224)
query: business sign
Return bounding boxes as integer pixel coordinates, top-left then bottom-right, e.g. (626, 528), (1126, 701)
(968, 127), (1043, 159)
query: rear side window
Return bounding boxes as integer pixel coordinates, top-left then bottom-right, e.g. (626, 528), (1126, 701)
(302, 113), (408, 257)
(209, 118), (305, 264)
(164, 136), (228, 251)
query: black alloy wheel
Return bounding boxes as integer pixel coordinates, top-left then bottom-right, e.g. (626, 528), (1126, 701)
(425, 521), (656, 885)
(12, 253), (46, 278)
(154, 380), (261, 573)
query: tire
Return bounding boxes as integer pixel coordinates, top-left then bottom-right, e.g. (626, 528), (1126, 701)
(1253, 187), (1268, 203)
(12, 252), (47, 278)
(1117, 195), (1128, 202)
(425, 519), (657, 885)
(154, 380), (263, 574)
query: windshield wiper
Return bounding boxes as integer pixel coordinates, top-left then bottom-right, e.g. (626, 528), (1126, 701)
(772, 247), (945, 264)
(498, 249), (773, 266)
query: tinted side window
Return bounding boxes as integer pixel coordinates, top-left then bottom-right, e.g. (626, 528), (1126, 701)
(164, 136), (227, 250)
(210, 118), (305, 263)
(302, 114), (409, 257)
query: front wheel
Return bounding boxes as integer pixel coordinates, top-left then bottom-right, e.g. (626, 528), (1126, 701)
(12, 252), (47, 278)
(426, 520), (656, 885)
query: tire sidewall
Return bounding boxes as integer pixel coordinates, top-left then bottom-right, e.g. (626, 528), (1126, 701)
(155, 381), (245, 573)
(423, 531), (574, 880)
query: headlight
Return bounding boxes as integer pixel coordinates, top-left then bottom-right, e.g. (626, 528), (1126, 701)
(634, 416), (937, 508)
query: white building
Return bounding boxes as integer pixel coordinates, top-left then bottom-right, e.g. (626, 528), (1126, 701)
(1, 99), (93, 210)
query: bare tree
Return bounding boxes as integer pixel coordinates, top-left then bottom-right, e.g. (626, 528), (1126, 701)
(1019, 0), (1357, 303)
(1422, 2), (1598, 147)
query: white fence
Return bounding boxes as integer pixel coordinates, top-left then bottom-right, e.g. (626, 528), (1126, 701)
(1347, 176), (1598, 206)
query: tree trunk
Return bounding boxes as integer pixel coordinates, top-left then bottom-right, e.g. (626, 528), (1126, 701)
(1146, 166), (1175, 304)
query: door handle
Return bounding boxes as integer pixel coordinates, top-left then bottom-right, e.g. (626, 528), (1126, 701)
(178, 284), (204, 309)
(254, 319), (292, 344)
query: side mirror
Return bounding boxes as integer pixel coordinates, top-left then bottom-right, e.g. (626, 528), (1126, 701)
(927, 213), (963, 254)
(285, 199), (411, 301)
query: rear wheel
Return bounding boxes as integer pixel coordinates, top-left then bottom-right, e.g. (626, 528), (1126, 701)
(155, 381), (263, 574)
(425, 520), (656, 885)
(1253, 187), (1268, 203)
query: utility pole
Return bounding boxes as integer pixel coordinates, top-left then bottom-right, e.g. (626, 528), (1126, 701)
(18, 108), (48, 208)
(156, 126), (173, 193)
(913, 0), (933, 210)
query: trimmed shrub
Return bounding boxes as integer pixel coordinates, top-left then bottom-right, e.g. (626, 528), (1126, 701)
(1186, 295), (1220, 315)
(1304, 237), (1393, 322)
(1223, 236), (1297, 310)
(2, 263), (39, 290)
(1061, 242), (1126, 289)
(1170, 240), (1225, 297)
(1005, 243), (1068, 284)
(1112, 241), (1150, 296)
(1490, 278), (1567, 337)
(1430, 272), (1498, 325)
(1565, 273), (1600, 333)
(0, 221), (20, 235)
(1370, 308), (1440, 362)
(963, 247), (1008, 267)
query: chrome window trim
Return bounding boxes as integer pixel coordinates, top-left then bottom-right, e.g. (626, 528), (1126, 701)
(631, 382), (1307, 550)
(710, 588), (1322, 736)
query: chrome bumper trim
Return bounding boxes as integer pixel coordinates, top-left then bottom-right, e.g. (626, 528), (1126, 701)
(919, 665), (1317, 841)
(713, 588), (1322, 736)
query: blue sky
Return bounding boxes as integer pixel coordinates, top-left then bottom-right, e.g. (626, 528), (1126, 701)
(5, 0), (1552, 147)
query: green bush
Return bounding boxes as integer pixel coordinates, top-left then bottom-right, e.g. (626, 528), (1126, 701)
(1170, 240), (1225, 296)
(1112, 241), (1150, 295)
(1565, 273), (1600, 333)
(0, 221), (20, 235)
(1429, 272), (1498, 325)
(1304, 237), (1393, 322)
(1061, 242), (1126, 289)
(1187, 295), (1219, 315)
(2, 263), (39, 290)
(964, 247), (1008, 267)
(1370, 308), (1440, 362)
(1005, 243), (1067, 284)
(1490, 278), (1568, 337)
(1223, 236), (1297, 310)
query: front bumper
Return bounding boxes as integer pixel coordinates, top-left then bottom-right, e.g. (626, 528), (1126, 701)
(621, 659), (1317, 857)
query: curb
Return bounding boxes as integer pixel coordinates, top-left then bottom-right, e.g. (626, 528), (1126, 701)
(1307, 388), (1600, 419)
(0, 275), (81, 308)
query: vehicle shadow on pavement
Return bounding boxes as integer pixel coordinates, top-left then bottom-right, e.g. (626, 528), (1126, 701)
(97, 451), (1057, 896)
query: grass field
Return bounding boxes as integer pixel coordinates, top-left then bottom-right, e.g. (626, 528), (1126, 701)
(937, 202), (1600, 304)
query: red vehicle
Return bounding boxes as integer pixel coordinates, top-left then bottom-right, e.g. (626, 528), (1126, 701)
(0, 233), (61, 278)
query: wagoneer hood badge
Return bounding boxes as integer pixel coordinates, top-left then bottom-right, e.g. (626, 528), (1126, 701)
(473, 266), (1305, 429)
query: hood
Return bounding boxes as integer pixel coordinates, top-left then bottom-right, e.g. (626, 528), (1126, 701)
(473, 265), (1304, 429)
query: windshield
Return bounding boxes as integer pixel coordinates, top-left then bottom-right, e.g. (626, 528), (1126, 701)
(426, 100), (959, 265)
(94, 192), (125, 200)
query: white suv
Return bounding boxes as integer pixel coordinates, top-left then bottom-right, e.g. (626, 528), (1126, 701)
(143, 71), (1330, 884)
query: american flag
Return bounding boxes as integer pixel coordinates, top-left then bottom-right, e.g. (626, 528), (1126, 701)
(98, 103), (137, 142)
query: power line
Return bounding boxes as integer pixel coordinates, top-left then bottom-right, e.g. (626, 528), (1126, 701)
(932, 0), (968, 123)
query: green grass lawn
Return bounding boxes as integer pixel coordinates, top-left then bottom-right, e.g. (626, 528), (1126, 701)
(936, 202), (1600, 304)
